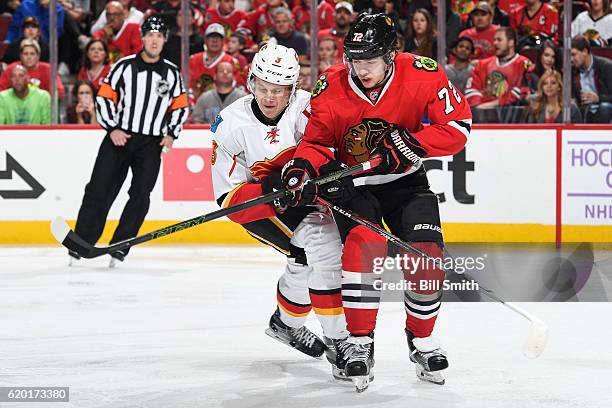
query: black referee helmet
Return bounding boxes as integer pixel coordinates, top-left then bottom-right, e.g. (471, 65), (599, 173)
(141, 15), (168, 38)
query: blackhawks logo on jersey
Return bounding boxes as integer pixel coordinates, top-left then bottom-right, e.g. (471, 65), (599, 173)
(311, 74), (329, 99)
(343, 118), (393, 162)
(413, 55), (438, 72)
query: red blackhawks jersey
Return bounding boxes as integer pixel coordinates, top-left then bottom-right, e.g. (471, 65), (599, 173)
(295, 53), (471, 185)
(464, 53), (534, 106)
(204, 6), (247, 34)
(458, 25), (499, 60)
(93, 22), (143, 63)
(510, 3), (559, 42)
(293, 1), (335, 32)
(189, 51), (246, 96)
(238, 4), (278, 41)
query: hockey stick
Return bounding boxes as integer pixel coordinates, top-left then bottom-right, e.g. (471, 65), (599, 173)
(318, 196), (549, 359)
(51, 157), (381, 259)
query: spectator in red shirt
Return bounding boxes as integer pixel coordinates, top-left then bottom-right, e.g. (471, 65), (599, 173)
(189, 23), (245, 100)
(292, 0), (335, 33)
(204, 0), (248, 35)
(238, 0), (286, 42)
(317, 1), (353, 63)
(459, 1), (499, 60)
(510, 0), (559, 44)
(465, 27), (534, 122)
(77, 39), (111, 91)
(0, 38), (65, 99)
(227, 32), (249, 71)
(93, 1), (143, 63)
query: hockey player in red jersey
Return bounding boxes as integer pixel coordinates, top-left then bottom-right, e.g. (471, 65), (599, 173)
(281, 13), (471, 391)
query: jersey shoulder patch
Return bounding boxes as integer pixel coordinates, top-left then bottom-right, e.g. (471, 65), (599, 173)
(211, 114), (223, 133)
(411, 55), (439, 72)
(311, 73), (329, 99)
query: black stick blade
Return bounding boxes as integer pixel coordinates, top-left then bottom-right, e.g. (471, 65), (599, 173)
(50, 217), (96, 258)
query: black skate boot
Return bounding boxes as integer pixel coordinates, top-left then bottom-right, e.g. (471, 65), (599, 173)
(109, 250), (126, 268)
(324, 336), (352, 382)
(406, 330), (448, 385)
(334, 334), (375, 392)
(264, 308), (326, 359)
(68, 250), (81, 266)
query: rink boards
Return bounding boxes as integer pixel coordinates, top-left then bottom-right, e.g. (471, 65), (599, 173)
(0, 125), (610, 244)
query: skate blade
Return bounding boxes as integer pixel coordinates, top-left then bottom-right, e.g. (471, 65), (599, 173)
(415, 366), (445, 385)
(332, 367), (374, 383)
(351, 375), (370, 393)
(264, 328), (324, 360)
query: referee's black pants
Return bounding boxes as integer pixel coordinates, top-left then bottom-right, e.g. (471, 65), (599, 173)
(74, 133), (163, 256)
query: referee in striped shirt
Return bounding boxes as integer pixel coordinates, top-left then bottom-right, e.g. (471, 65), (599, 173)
(71, 15), (189, 267)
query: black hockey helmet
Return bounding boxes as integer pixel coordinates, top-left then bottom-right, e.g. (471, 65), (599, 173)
(141, 15), (168, 38)
(343, 13), (397, 61)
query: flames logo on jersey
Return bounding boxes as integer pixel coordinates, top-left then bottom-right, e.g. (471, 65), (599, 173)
(311, 74), (329, 99)
(250, 147), (296, 179)
(486, 71), (509, 97)
(343, 118), (393, 162)
(413, 55), (438, 72)
(265, 127), (280, 144)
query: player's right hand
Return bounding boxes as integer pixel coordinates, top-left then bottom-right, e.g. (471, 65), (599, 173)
(372, 128), (424, 175)
(281, 158), (318, 207)
(261, 170), (288, 213)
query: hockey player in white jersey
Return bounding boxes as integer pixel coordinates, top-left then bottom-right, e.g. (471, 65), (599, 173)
(211, 43), (349, 377)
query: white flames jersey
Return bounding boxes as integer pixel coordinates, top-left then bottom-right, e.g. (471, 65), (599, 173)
(211, 90), (311, 201)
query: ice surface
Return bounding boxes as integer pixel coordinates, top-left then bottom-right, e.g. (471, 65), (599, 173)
(0, 246), (611, 408)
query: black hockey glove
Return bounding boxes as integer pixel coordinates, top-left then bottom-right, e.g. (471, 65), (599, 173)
(281, 158), (318, 207)
(318, 160), (356, 204)
(372, 128), (426, 175)
(261, 170), (289, 212)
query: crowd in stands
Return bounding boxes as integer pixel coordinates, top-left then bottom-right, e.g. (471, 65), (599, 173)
(0, 0), (610, 125)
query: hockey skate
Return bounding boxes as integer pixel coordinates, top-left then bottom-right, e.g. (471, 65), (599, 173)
(324, 336), (375, 385)
(406, 330), (448, 385)
(109, 250), (126, 268)
(68, 250), (81, 267)
(334, 334), (375, 393)
(264, 308), (326, 359)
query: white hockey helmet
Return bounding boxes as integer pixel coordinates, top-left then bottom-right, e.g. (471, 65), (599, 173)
(247, 42), (300, 97)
